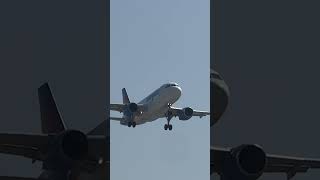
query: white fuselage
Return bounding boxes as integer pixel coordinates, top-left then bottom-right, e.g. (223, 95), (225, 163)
(123, 84), (182, 125)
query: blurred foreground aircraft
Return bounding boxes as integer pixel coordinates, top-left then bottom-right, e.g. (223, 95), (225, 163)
(211, 69), (320, 180)
(0, 83), (108, 180)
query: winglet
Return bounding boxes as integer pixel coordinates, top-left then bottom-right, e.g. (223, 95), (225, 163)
(122, 88), (130, 104)
(38, 83), (66, 134)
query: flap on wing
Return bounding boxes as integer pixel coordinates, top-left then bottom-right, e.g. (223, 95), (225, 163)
(264, 154), (320, 179)
(266, 154), (320, 171)
(0, 144), (43, 161)
(0, 133), (48, 160)
(0, 177), (38, 180)
(0, 133), (48, 148)
(264, 164), (308, 173)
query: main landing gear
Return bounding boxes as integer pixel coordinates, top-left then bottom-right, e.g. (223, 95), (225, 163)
(128, 121), (136, 128)
(164, 123), (172, 131)
(164, 103), (173, 131)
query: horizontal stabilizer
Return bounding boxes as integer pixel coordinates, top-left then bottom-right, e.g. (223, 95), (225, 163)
(110, 117), (124, 121)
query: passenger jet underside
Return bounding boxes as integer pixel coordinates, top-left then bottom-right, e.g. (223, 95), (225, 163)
(110, 82), (210, 130)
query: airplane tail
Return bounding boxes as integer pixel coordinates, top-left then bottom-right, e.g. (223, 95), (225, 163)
(38, 83), (67, 134)
(122, 88), (130, 104)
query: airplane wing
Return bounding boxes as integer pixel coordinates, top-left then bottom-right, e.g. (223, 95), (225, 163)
(0, 177), (38, 180)
(211, 146), (320, 179)
(110, 103), (147, 113)
(170, 107), (210, 118)
(192, 110), (210, 117)
(110, 103), (126, 112)
(110, 117), (124, 121)
(0, 133), (49, 161)
(0, 133), (106, 173)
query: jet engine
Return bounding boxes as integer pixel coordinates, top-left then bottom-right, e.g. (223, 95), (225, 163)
(128, 102), (138, 113)
(178, 107), (194, 120)
(43, 130), (89, 173)
(220, 144), (266, 180)
(58, 130), (89, 161)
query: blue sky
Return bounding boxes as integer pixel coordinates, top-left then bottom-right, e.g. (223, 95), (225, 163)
(110, 0), (209, 179)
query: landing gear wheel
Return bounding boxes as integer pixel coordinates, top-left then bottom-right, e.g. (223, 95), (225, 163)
(164, 109), (174, 131)
(164, 124), (172, 131)
(132, 122), (136, 128)
(128, 122), (132, 127)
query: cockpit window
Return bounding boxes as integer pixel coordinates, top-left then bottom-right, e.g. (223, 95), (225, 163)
(164, 83), (178, 88)
(211, 72), (222, 80)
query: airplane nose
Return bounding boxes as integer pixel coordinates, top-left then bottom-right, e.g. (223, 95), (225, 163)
(174, 86), (182, 98)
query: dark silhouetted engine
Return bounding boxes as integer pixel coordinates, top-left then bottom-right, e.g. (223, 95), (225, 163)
(178, 107), (194, 120)
(42, 130), (89, 175)
(128, 102), (138, 113)
(220, 144), (266, 180)
(60, 130), (88, 161)
(50, 130), (88, 162)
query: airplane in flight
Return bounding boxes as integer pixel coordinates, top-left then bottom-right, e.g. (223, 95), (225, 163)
(211, 69), (320, 180)
(0, 83), (108, 180)
(110, 82), (210, 130)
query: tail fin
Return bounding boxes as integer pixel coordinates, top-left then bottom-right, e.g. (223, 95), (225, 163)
(122, 88), (130, 104)
(38, 83), (66, 134)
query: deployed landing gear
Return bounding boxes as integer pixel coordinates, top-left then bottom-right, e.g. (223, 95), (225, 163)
(164, 107), (173, 131)
(164, 124), (173, 131)
(128, 121), (136, 128)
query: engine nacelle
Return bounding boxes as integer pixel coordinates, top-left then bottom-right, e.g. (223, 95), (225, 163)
(42, 130), (89, 173)
(220, 144), (266, 180)
(178, 107), (194, 120)
(59, 130), (88, 161)
(128, 102), (138, 113)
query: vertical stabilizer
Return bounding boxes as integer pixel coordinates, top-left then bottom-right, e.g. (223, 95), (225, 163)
(122, 88), (130, 104)
(38, 83), (66, 134)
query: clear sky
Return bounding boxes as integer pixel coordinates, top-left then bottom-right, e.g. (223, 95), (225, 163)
(110, 0), (210, 180)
